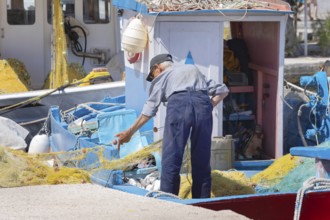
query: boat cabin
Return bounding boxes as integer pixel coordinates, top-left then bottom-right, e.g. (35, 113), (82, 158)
(0, 0), (127, 129)
(114, 0), (292, 161)
(0, 0), (123, 89)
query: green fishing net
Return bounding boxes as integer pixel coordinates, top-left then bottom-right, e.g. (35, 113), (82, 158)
(255, 157), (315, 193)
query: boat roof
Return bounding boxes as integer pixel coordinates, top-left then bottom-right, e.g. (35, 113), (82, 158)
(113, 0), (293, 15)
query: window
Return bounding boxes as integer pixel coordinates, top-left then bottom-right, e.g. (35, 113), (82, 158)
(47, 0), (75, 24)
(7, 0), (35, 25)
(83, 0), (110, 24)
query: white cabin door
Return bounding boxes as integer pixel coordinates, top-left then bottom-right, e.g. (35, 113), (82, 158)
(154, 21), (224, 138)
(0, 0), (47, 89)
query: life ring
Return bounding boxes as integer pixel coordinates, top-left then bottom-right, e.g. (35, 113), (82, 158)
(127, 52), (141, 64)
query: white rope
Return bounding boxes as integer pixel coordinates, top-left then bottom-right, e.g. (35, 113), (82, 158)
(77, 104), (102, 114)
(284, 80), (316, 97)
(18, 117), (47, 126)
(63, 102), (125, 114)
(144, 190), (182, 199)
(294, 177), (330, 220)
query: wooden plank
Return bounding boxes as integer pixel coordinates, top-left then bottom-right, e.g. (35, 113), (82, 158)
(257, 70), (263, 126)
(229, 86), (254, 93)
(249, 63), (278, 77)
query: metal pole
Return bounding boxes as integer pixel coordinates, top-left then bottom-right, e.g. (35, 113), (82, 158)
(304, 0), (308, 56)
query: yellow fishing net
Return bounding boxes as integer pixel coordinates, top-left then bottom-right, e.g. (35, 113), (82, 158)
(0, 140), (162, 188)
(0, 59), (30, 94)
(43, 63), (86, 89)
(101, 141), (161, 171)
(0, 146), (90, 187)
(49, 0), (69, 89)
(0, 136), (305, 198)
(251, 154), (300, 187)
(179, 170), (255, 199)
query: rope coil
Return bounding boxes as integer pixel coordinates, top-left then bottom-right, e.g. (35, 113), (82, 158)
(294, 177), (330, 220)
(145, 190), (182, 199)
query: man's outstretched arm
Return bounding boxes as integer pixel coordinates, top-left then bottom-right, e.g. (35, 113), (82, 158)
(114, 114), (152, 150)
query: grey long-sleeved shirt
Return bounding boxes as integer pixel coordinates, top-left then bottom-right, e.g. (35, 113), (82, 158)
(141, 64), (229, 117)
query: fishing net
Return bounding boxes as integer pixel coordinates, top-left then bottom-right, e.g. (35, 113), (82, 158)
(251, 154), (300, 187)
(0, 135), (316, 198)
(137, 0), (289, 12)
(0, 59), (30, 94)
(43, 63), (86, 89)
(256, 157), (315, 193)
(0, 140), (162, 188)
(179, 148), (316, 198)
(251, 154), (317, 194)
(317, 141), (330, 147)
(0, 146), (90, 187)
(49, 0), (69, 89)
(179, 170), (255, 199)
(101, 141), (161, 171)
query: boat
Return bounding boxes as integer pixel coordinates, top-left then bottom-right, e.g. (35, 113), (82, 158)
(0, 0), (126, 136)
(43, 70), (330, 220)
(3, 1), (330, 219)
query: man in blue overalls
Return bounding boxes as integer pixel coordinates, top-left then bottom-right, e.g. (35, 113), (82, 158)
(114, 54), (228, 198)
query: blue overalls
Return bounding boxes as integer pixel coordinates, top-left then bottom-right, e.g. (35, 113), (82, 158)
(160, 90), (213, 198)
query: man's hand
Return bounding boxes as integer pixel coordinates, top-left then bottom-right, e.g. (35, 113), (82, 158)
(112, 114), (152, 151)
(211, 94), (227, 107)
(114, 128), (133, 151)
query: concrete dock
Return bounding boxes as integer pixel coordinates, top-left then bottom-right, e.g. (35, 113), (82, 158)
(284, 56), (329, 83)
(0, 184), (250, 220)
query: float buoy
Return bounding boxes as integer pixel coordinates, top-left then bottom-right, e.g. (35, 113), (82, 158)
(121, 16), (148, 54)
(28, 134), (50, 155)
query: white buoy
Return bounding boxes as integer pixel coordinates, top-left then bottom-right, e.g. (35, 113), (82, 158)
(121, 17), (148, 53)
(28, 134), (50, 155)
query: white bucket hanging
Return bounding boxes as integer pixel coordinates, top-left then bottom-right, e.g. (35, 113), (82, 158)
(121, 15), (148, 54)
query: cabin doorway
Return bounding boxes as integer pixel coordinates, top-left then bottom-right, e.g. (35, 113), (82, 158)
(222, 20), (282, 161)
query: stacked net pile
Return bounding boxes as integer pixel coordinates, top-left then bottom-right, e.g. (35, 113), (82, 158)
(43, 63), (86, 89)
(0, 146), (90, 187)
(0, 59), (30, 94)
(251, 154), (315, 193)
(179, 170), (255, 199)
(258, 157), (315, 193)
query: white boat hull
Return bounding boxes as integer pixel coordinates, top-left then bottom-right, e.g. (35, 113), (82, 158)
(0, 81), (125, 136)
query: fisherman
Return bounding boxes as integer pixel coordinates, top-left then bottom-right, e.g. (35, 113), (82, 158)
(114, 54), (229, 198)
